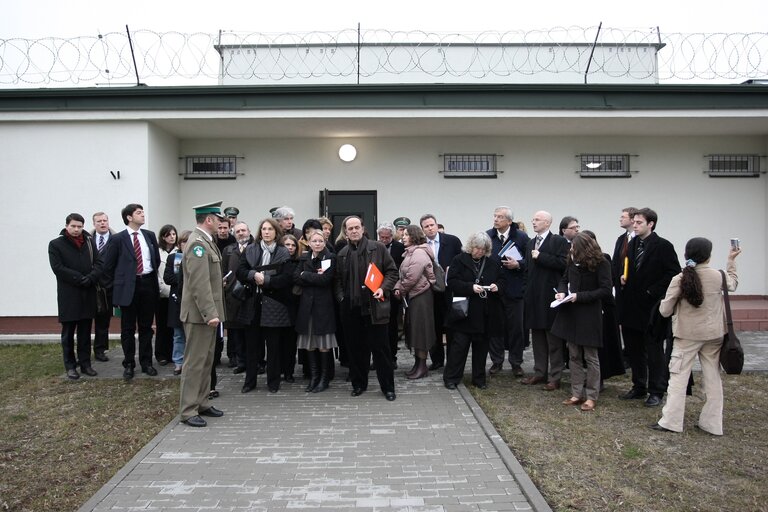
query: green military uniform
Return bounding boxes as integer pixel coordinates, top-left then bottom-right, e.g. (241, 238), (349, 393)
(179, 225), (226, 421)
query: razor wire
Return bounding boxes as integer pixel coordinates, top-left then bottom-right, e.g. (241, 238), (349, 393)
(0, 27), (766, 87)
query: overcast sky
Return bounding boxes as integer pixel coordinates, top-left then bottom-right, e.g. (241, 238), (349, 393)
(2, 0), (765, 37)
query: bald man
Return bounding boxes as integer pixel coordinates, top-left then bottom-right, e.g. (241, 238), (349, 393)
(521, 211), (569, 390)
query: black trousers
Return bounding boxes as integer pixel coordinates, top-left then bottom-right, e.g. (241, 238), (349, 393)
(154, 297), (173, 362)
(61, 319), (92, 370)
(388, 296), (401, 359)
(280, 327), (297, 378)
(489, 296), (525, 368)
(341, 303), (394, 393)
(120, 274), (157, 370)
(623, 327), (669, 395)
(243, 322), (264, 389)
(444, 331), (489, 387)
(92, 289), (112, 355)
(429, 292), (453, 365)
(228, 327), (246, 368)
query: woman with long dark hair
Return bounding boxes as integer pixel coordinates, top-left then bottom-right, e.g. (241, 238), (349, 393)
(155, 224), (177, 366)
(653, 238), (740, 435)
(550, 232), (612, 412)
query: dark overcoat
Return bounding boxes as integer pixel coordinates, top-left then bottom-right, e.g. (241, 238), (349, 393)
(294, 249), (336, 335)
(523, 232), (569, 329)
(236, 243), (292, 327)
(163, 251), (183, 329)
(48, 230), (101, 322)
(446, 252), (506, 336)
(550, 258), (612, 347)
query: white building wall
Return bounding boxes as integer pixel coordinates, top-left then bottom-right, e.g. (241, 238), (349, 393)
(147, 125), (180, 231)
(0, 121), (150, 316)
(179, 134), (766, 295)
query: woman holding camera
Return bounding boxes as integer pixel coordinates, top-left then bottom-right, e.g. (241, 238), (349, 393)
(653, 238), (740, 435)
(444, 232), (505, 390)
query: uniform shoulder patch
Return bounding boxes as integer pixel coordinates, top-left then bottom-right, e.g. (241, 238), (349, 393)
(193, 245), (205, 258)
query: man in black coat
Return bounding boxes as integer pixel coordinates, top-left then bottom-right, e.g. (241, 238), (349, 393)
(420, 214), (463, 370)
(101, 203), (161, 380)
(618, 207), (680, 407)
(486, 206), (530, 377)
(48, 213), (103, 379)
(521, 211), (569, 390)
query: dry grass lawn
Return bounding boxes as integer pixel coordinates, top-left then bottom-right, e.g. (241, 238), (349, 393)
(471, 371), (768, 512)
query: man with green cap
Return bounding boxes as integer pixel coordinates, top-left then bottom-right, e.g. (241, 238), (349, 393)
(179, 201), (227, 427)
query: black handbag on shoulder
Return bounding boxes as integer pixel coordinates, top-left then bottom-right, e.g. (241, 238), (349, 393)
(719, 270), (744, 375)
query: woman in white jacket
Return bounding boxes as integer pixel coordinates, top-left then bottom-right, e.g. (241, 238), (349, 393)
(654, 238), (740, 435)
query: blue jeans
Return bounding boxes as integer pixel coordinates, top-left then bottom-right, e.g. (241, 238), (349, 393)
(172, 327), (186, 366)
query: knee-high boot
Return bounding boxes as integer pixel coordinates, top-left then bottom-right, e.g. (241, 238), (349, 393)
(305, 350), (321, 392)
(313, 351), (333, 393)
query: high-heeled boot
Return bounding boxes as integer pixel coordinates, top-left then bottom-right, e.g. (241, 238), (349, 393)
(305, 350), (321, 392)
(407, 357), (429, 380)
(404, 356), (419, 377)
(313, 351), (333, 393)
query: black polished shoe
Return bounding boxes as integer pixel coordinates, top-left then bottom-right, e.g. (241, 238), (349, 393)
(351, 388), (365, 397)
(619, 388), (647, 400)
(257, 365), (266, 375)
(268, 387), (279, 393)
(284, 375), (295, 383)
(173, 367), (182, 376)
(157, 359), (169, 366)
(649, 422), (673, 432)
(645, 394), (663, 407)
(473, 382), (488, 390)
(233, 366), (246, 374)
(123, 368), (134, 381)
(94, 353), (109, 362)
(182, 415), (207, 427)
(489, 363), (503, 374)
(67, 369), (80, 380)
(81, 367), (98, 377)
(384, 392), (396, 401)
(444, 382), (457, 390)
(199, 406), (224, 417)
(142, 366), (158, 376)
(241, 384), (255, 394)
(428, 362), (444, 371)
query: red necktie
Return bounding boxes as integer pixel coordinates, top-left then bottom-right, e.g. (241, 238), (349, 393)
(133, 232), (144, 275)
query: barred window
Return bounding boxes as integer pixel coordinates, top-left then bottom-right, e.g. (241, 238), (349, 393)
(184, 156), (239, 179)
(578, 154), (631, 178)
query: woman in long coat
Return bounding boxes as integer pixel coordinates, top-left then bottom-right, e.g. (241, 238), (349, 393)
(236, 218), (292, 394)
(550, 233), (612, 411)
(294, 230), (337, 392)
(444, 232), (505, 390)
(394, 225), (436, 380)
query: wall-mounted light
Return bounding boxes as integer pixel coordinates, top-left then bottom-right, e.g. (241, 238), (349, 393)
(338, 144), (357, 162)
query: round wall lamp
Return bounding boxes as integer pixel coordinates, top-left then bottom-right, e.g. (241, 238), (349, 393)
(338, 144), (357, 162)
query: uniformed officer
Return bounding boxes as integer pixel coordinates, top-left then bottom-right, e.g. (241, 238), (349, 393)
(179, 201), (227, 427)
(223, 206), (239, 235)
(393, 217), (411, 242)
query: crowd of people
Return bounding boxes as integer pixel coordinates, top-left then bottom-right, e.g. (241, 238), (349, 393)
(48, 202), (740, 433)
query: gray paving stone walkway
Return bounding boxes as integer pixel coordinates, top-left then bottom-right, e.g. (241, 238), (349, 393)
(78, 361), (549, 512)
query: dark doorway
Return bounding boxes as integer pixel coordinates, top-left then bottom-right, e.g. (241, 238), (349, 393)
(319, 189), (377, 243)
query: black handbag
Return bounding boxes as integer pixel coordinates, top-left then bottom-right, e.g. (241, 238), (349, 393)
(230, 280), (252, 302)
(449, 297), (469, 321)
(719, 270), (744, 375)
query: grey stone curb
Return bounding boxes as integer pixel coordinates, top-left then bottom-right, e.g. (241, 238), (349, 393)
(77, 414), (180, 512)
(458, 383), (554, 512)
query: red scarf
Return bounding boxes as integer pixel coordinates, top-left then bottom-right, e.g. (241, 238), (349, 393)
(66, 232), (85, 249)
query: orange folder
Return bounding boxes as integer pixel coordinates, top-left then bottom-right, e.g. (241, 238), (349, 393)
(365, 262), (384, 293)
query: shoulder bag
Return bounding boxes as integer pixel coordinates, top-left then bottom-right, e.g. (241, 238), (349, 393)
(420, 247), (446, 293)
(719, 270), (744, 375)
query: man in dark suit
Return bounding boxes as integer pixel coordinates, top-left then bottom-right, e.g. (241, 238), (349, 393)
(420, 214), (462, 370)
(486, 206), (530, 377)
(618, 207), (680, 407)
(521, 211), (569, 390)
(91, 211), (115, 362)
(611, 207), (637, 364)
(102, 203), (161, 380)
(378, 222), (406, 366)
